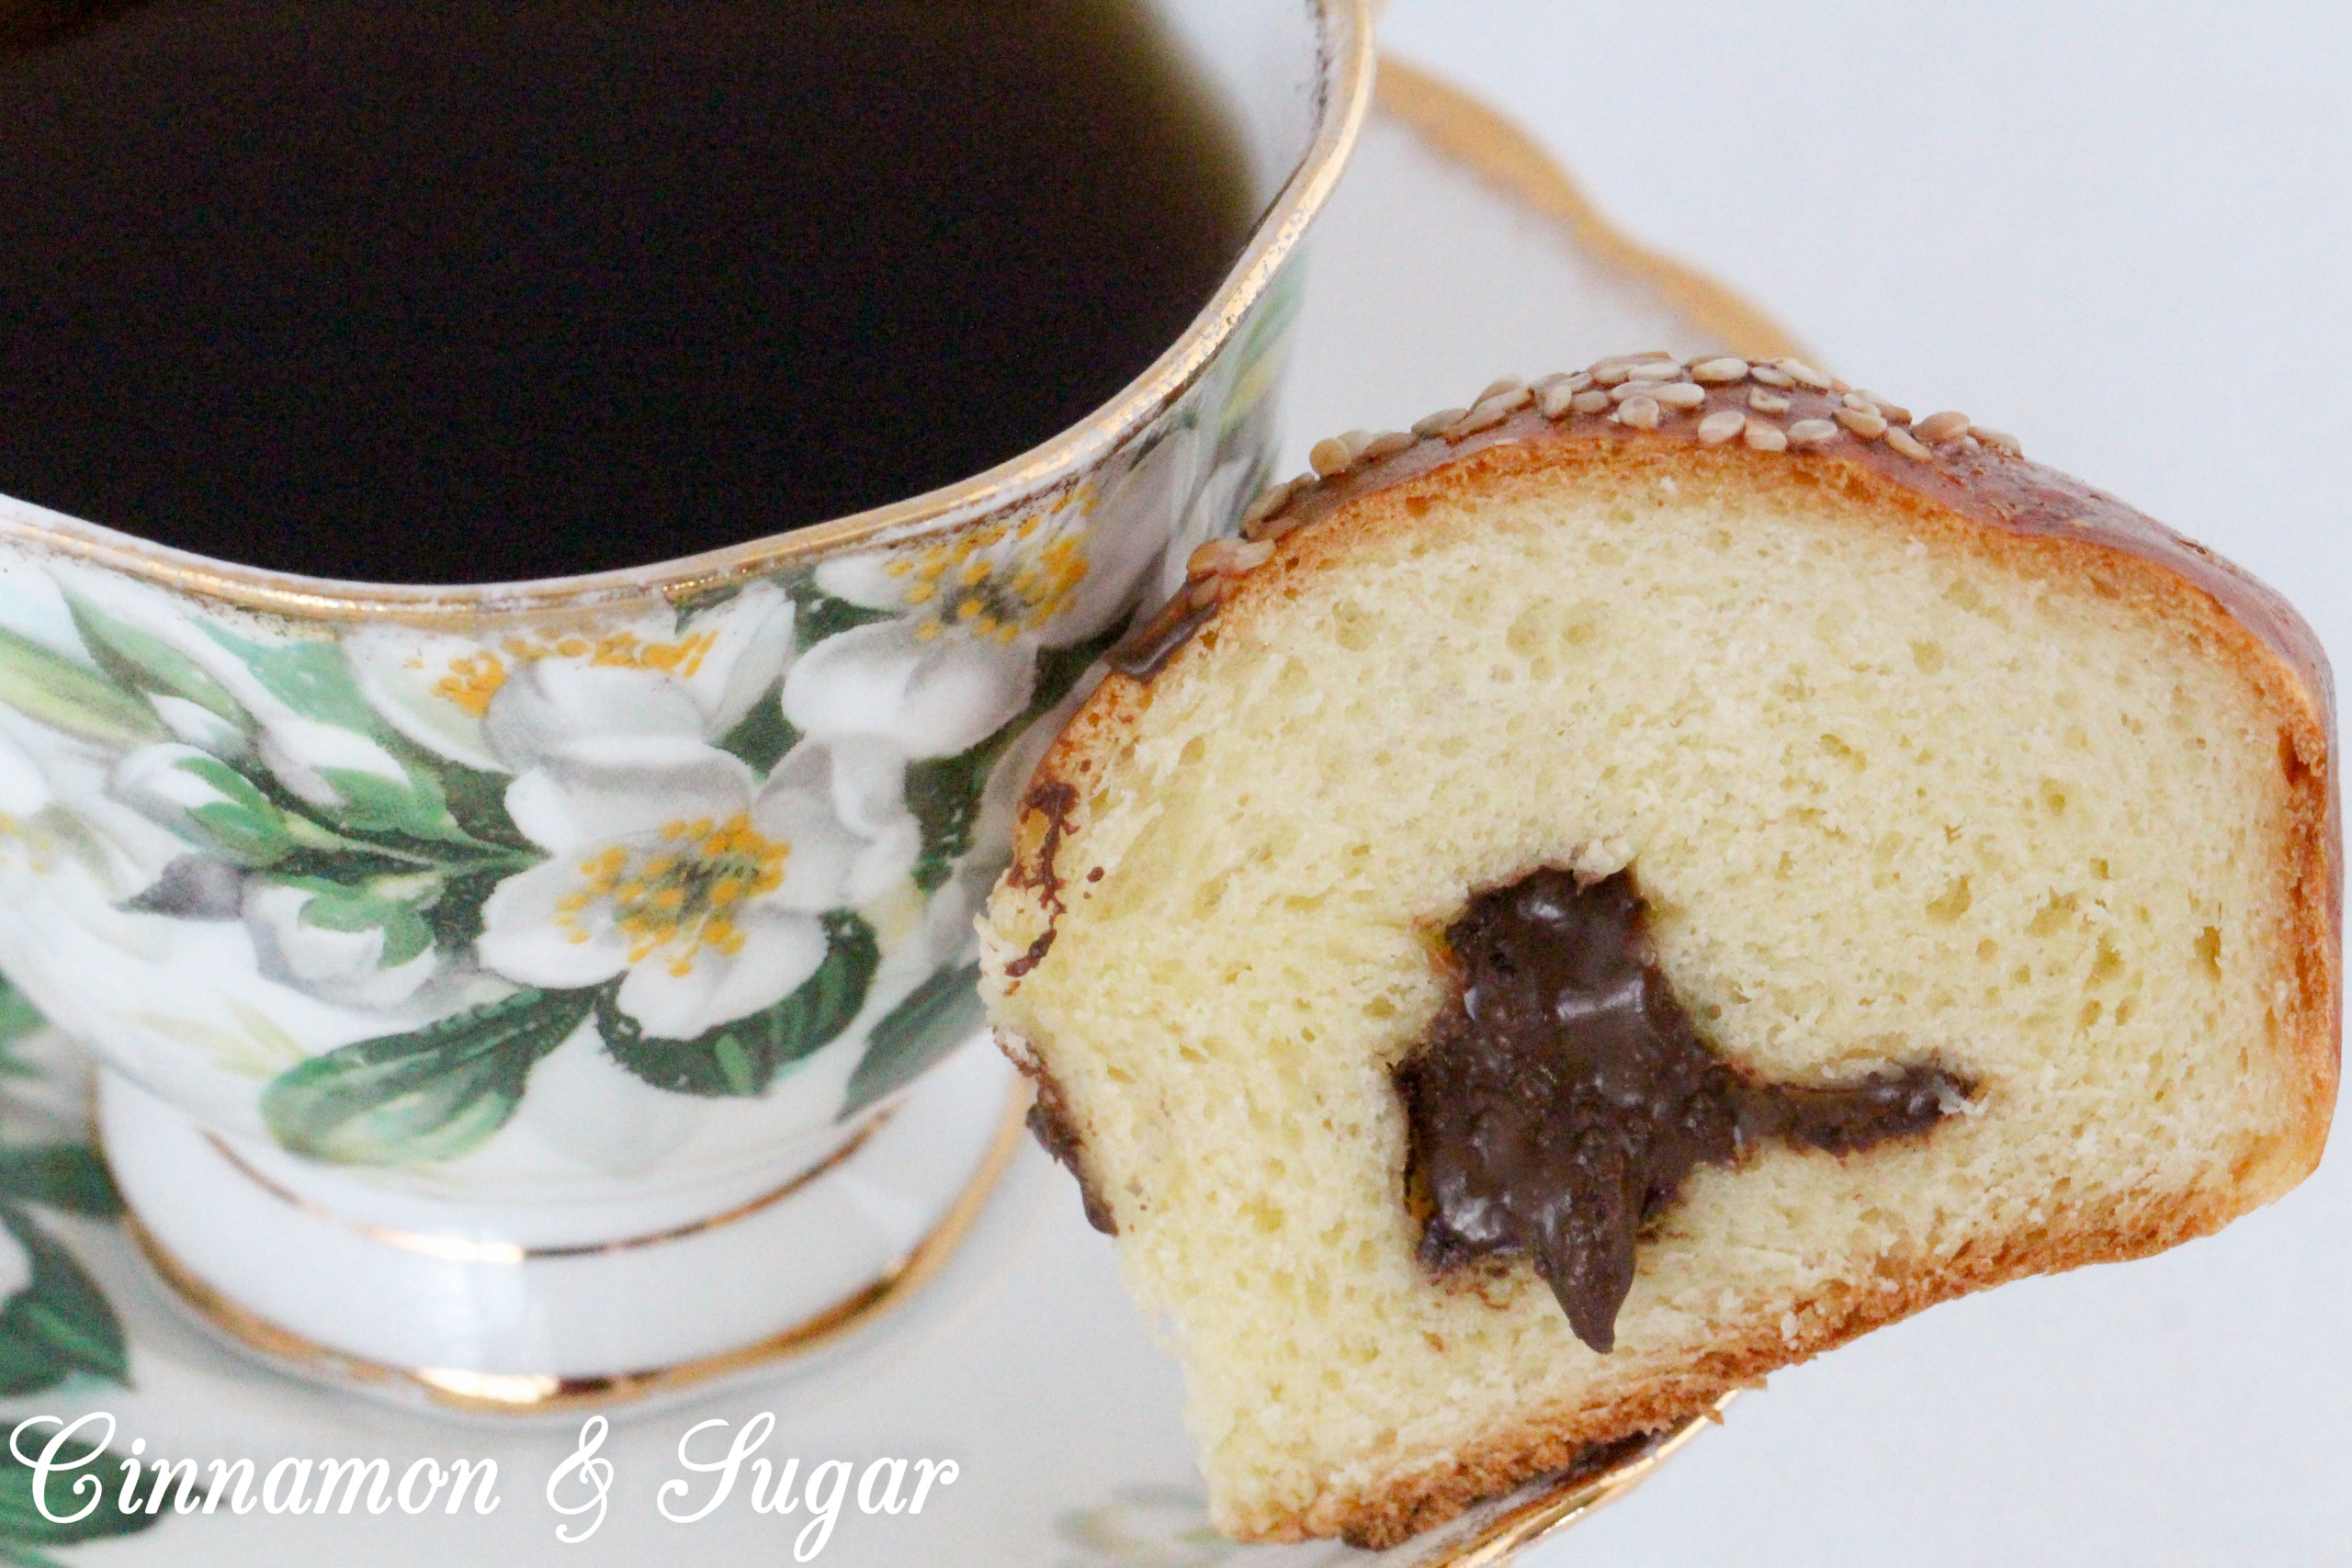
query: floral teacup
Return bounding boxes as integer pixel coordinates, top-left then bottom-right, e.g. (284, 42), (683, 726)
(0, 1), (1373, 1407)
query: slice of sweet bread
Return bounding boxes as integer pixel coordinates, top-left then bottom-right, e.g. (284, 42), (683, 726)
(978, 355), (2338, 1547)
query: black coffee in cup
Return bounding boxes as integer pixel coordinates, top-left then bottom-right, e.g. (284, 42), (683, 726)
(0, 1), (1254, 583)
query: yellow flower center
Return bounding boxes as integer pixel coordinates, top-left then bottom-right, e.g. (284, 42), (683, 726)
(433, 654), (508, 718)
(432, 630), (718, 718)
(555, 814), (788, 977)
(880, 487), (1097, 645)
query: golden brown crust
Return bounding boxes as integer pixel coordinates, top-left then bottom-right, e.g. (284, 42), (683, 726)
(990, 355), (2343, 1547)
(1316, 1179), (2231, 1547)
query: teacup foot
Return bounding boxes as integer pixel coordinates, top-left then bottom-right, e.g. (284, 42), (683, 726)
(100, 1036), (1023, 1417)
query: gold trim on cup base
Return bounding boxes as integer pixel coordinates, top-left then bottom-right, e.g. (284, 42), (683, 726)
(127, 1077), (1034, 1416)
(198, 1109), (893, 1265)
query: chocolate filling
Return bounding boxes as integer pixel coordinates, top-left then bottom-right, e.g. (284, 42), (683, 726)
(1024, 1062), (1119, 1235)
(1396, 868), (1974, 1353)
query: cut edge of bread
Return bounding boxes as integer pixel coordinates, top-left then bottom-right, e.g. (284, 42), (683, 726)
(981, 407), (2339, 1547)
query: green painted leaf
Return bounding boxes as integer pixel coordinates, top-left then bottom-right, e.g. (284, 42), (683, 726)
(261, 988), (595, 1165)
(838, 964), (985, 1122)
(199, 627), (375, 731)
(0, 984), (43, 1056)
(419, 867), (504, 953)
(905, 750), (985, 895)
(292, 884), (435, 968)
(175, 756), (292, 867)
(0, 1150), (119, 1218)
(715, 697), (798, 775)
(786, 580), (893, 650)
(0, 1209), (126, 1393)
(0, 627), (163, 749)
(435, 759), (533, 850)
(0, 1433), (164, 1547)
(65, 595), (247, 728)
(1027, 620), (1125, 719)
(601, 912), (878, 1097)
(314, 762), (473, 847)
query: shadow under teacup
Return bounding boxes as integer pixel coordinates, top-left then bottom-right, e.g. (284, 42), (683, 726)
(0, 0), (1373, 1411)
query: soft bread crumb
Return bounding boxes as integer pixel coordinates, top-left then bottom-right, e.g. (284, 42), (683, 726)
(981, 440), (2335, 1547)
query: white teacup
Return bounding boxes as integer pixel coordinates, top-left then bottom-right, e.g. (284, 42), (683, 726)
(0, 0), (1373, 1410)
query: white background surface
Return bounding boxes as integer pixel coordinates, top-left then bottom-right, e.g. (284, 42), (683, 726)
(1367, 5), (2351, 1564)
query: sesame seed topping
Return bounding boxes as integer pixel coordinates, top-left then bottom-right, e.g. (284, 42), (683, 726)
(1698, 409), (1747, 445)
(1340, 429), (1376, 461)
(1884, 426), (1932, 460)
(1589, 351), (1675, 386)
(1747, 387), (1792, 413)
(1827, 378), (1851, 395)
(1786, 418), (1840, 447)
(1186, 538), (1237, 578)
(1239, 478), (1296, 527)
(1841, 392), (1878, 413)
(1361, 431), (1415, 461)
(1616, 395), (1662, 430)
(1690, 357), (1750, 384)
(1538, 379), (1581, 419)
(1413, 409), (1468, 437)
(1972, 426), (2022, 456)
(1650, 382), (1707, 409)
(1915, 411), (1972, 443)
(1449, 399), (1517, 438)
(1625, 361), (1683, 383)
(1308, 437), (1352, 478)
(1228, 539), (1275, 572)
(1835, 406), (1889, 440)
(1775, 358), (1834, 390)
(1749, 364), (1794, 388)
(1185, 578), (1223, 611)
(1855, 391), (1912, 423)
(1570, 389), (1612, 415)
(1475, 377), (1527, 405)
(1744, 416), (1788, 452)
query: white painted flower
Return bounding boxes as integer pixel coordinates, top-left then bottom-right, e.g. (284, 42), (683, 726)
(508, 1014), (701, 1176)
(147, 694), (247, 758)
(346, 581), (795, 773)
(0, 1224), (28, 1307)
(482, 655), (716, 775)
(251, 714), (412, 815)
(242, 881), (437, 1011)
(0, 709), (187, 907)
(785, 450), (1176, 759)
(477, 737), (913, 1041)
(0, 723), (49, 820)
